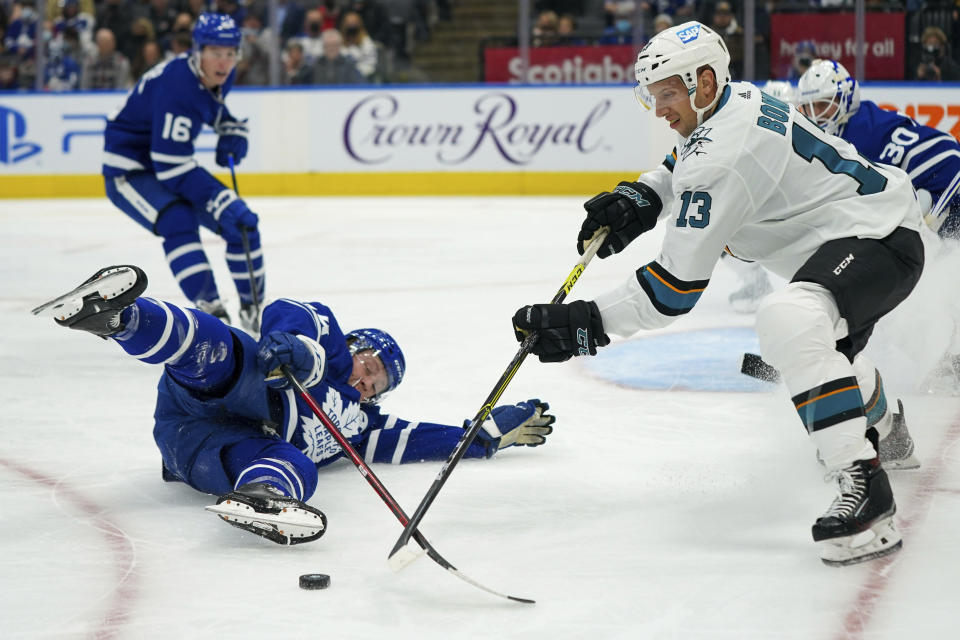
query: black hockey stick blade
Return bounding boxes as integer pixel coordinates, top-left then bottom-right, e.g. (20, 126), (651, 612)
(740, 352), (781, 383)
(281, 367), (534, 604)
(387, 227), (610, 572)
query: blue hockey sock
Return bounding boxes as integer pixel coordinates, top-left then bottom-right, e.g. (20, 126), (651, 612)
(225, 441), (317, 501)
(112, 297), (236, 392)
(226, 231), (265, 306)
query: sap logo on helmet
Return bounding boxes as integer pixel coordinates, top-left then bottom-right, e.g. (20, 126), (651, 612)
(676, 25), (701, 44)
(0, 104), (42, 164)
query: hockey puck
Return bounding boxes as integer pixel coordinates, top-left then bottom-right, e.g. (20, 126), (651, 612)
(299, 573), (331, 590)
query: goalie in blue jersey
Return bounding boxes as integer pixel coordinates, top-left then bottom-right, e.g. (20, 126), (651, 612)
(102, 13), (263, 331)
(797, 59), (960, 239)
(33, 265), (556, 545)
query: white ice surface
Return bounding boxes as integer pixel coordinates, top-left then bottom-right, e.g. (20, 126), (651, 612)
(1, 197), (958, 640)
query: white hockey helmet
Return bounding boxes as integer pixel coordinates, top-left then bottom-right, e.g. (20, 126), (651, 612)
(797, 59), (860, 136)
(634, 21), (731, 126)
(761, 80), (797, 105)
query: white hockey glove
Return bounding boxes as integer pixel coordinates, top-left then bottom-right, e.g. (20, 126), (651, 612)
(256, 331), (326, 390)
(472, 399), (556, 457)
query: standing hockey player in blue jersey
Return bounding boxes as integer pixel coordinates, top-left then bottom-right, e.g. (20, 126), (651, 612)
(512, 22), (924, 567)
(798, 59), (960, 239)
(102, 13), (263, 331)
(33, 265), (556, 545)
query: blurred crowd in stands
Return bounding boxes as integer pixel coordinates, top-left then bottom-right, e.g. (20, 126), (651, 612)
(1, 0), (958, 91)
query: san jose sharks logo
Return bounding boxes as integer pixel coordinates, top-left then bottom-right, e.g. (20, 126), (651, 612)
(298, 386), (368, 462)
(680, 126), (713, 160)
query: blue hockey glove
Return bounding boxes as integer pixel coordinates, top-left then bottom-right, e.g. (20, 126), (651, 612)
(218, 199), (259, 242)
(256, 331), (327, 390)
(579, 181), (662, 257)
(214, 116), (249, 167)
(472, 399), (556, 457)
(512, 300), (609, 363)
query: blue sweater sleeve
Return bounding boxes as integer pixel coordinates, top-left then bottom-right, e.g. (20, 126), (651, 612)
(355, 412), (490, 463)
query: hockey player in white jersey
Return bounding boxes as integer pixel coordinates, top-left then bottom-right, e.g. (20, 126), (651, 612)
(512, 22), (925, 566)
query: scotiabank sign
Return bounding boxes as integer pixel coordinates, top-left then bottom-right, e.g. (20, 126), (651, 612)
(484, 45), (636, 84)
(770, 12), (905, 80)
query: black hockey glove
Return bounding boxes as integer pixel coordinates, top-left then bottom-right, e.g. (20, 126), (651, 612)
(578, 181), (662, 258)
(512, 300), (609, 363)
(471, 399), (556, 458)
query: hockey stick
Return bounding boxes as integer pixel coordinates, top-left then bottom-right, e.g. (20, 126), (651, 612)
(280, 365), (534, 604)
(924, 172), (960, 234)
(228, 154), (261, 333)
(388, 227), (610, 571)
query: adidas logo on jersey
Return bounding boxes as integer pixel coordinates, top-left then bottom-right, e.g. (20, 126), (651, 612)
(833, 253), (855, 275)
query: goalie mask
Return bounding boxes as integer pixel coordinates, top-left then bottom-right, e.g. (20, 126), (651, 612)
(797, 59), (860, 137)
(346, 328), (405, 404)
(634, 21), (731, 127)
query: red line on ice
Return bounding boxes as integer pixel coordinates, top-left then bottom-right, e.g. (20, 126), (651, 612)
(0, 458), (138, 639)
(833, 408), (960, 640)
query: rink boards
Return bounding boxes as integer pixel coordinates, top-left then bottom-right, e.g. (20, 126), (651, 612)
(0, 83), (958, 197)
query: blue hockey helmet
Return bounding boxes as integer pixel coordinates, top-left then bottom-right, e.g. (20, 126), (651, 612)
(192, 13), (242, 50)
(346, 328), (405, 403)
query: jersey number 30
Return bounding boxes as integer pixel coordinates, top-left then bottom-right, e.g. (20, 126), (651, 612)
(677, 190), (712, 228)
(161, 113), (193, 143)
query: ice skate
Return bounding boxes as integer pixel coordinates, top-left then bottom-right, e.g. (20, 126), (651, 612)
(920, 354), (960, 396)
(195, 299), (231, 324)
(238, 303), (260, 334)
(32, 265), (147, 336)
(878, 400), (920, 470)
(205, 482), (327, 545)
(812, 458), (902, 567)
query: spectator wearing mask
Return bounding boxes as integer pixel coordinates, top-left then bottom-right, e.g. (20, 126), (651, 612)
(915, 26), (960, 82)
(298, 28), (364, 85)
(340, 10), (377, 80)
(81, 27), (132, 89)
(236, 12), (276, 85)
(300, 8), (325, 62)
(710, 1), (743, 79)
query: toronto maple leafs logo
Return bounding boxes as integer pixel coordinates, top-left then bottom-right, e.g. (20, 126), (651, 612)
(680, 126), (713, 160)
(298, 386), (368, 462)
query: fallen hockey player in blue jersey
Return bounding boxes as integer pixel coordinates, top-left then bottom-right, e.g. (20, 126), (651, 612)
(33, 265), (556, 546)
(102, 13), (263, 330)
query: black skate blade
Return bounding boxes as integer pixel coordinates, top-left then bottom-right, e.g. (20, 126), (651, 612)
(31, 266), (145, 319)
